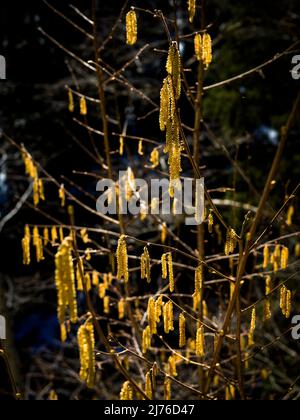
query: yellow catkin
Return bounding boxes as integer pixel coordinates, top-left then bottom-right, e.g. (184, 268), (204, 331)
(116, 235), (129, 283)
(164, 378), (172, 400)
(161, 253), (168, 279)
(225, 228), (238, 256)
(148, 297), (157, 335)
(120, 381), (133, 400)
(80, 228), (90, 244)
(208, 211), (214, 234)
(194, 33), (213, 69)
(60, 323), (67, 343)
(59, 226), (64, 243)
(138, 139), (144, 156)
(226, 385), (236, 401)
(281, 246), (289, 270)
(263, 246), (270, 269)
(160, 43), (182, 196)
(264, 299), (272, 322)
(51, 226), (58, 244)
(161, 223), (167, 244)
(118, 299), (126, 320)
(119, 136), (124, 156)
(43, 227), (49, 246)
(196, 326), (205, 357)
(150, 147), (160, 169)
(145, 371), (153, 399)
(203, 300), (208, 318)
(265, 275), (272, 295)
(141, 247), (151, 283)
(80, 96), (87, 116)
(194, 264), (203, 295)
(55, 237), (77, 325)
(168, 253), (175, 293)
(193, 292), (200, 312)
(126, 10), (137, 46)
(39, 179), (45, 201)
(248, 308), (256, 347)
(280, 286), (292, 318)
(188, 0), (196, 23)
(92, 271), (99, 287)
(295, 243), (300, 257)
(142, 326), (152, 354)
(286, 205), (294, 226)
(68, 89), (74, 113)
(59, 184), (66, 207)
(49, 390), (58, 400)
(164, 301), (174, 334)
(155, 296), (164, 322)
(22, 225), (31, 265)
(104, 296), (110, 314)
(168, 355), (177, 377)
(179, 313), (186, 348)
(77, 318), (95, 389)
(33, 226), (44, 263)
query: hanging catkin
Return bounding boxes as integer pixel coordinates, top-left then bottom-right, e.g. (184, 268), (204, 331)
(194, 264), (204, 295)
(281, 246), (289, 270)
(164, 378), (172, 400)
(161, 253), (168, 279)
(55, 237), (77, 325)
(33, 226), (44, 263)
(77, 318), (95, 389)
(179, 313), (186, 348)
(120, 381), (134, 400)
(188, 0), (196, 23)
(117, 235), (129, 283)
(80, 96), (87, 116)
(196, 326), (205, 357)
(145, 371), (153, 399)
(194, 33), (213, 69)
(248, 308), (256, 347)
(141, 246), (151, 283)
(280, 285), (292, 318)
(142, 326), (152, 354)
(59, 184), (66, 207)
(160, 43), (183, 197)
(118, 299), (126, 320)
(68, 89), (74, 113)
(168, 253), (175, 293)
(126, 10), (137, 45)
(263, 246), (270, 269)
(286, 205), (294, 226)
(22, 225), (31, 265)
(163, 301), (174, 334)
(161, 223), (167, 244)
(150, 148), (160, 168)
(225, 228), (238, 256)
(148, 297), (157, 335)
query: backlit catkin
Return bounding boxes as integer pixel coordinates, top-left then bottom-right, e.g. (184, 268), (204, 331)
(248, 308), (256, 347)
(179, 313), (186, 348)
(150, 148), (160, 169)
(148, 297), (157, 335)
(194, 264), (204, 295)
(194, 33), (213, 69)
(141, 246), (151, 283)
(163, 301), (174, 334)
(33, 226), (44, 262)
(80, 96), (87, 116)
(168, 355), (177, 377)
(164, 378), (172, 400)
(68, 89), (74, 113)
(145, 371), (153, 400)
(120, 381), (133, 400)
(281, 246), (289, 270)
(225, 228), (238, 256)
(118, 299), (126, 320)
(188, 0), (196, 23)
(161, 253), (168, 280)
(286, 205), (294, 226)
(161, 223), (167, 244)
(59, 184), (66, 207)
(22, 225), (31, 265)
(280, 286), (292, 318)
(126, 10), (137, 46)
(168, 253), (175, 293)
(196, 326), (205, 357)
(55, 237), (77, 324)
(160, 43), (182, 197)
(117, 235), (129, 283)
(142, 326), (152, 354)
(263, 246), (270, 269)
(77, 318), (95, 389)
